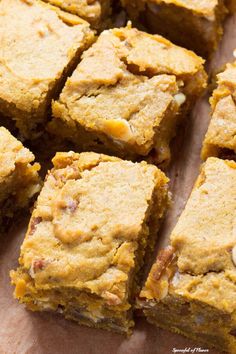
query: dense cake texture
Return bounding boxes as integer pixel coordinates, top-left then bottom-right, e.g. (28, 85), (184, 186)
(10, 151), (169, 334)
(42, 0), (112, 29)
(121, 0), (230, 58)
(0, 127), (41, 231)
(202, 60), (236, 161)
(0, 0), (94, 139)
(49, 26), (207, 167)
(138, 158), (236, 353)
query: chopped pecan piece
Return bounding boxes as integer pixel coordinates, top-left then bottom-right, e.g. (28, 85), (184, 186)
(29, 259), (46, 278)
(150, 246), (175, 282)
(28, 217), (42, 236)
(102, 291), (122, 306)
(33, 260), (45, 271)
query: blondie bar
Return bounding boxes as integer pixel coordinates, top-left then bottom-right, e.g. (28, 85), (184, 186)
(42, 0), (112, 29)
(49, 26), (207, 167)
(0, 0), (94, 139)
(121, 0), (230, 58)
(202, 60), (236, 161)
(138, 157), (236, 353)
(0, 127), (41, 231)
(10, 151), (169, 334)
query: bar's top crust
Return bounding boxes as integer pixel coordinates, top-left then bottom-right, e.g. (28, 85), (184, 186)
(43, 0), (109, 26)
(203, 61), (236, 154)
(18, 152), (168, 303)
(148, 0), (219, 17)
(0, 127), (35, 183)
(171, 157), (236, 275)
(0, 0), (93, 114)
(53, 26), (206, 153)
(141, 158), (236, 313)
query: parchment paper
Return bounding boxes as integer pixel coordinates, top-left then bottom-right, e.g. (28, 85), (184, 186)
(1, 14), (236, 354)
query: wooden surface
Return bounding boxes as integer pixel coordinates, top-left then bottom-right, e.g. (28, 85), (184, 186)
(1, 14), (236, 354)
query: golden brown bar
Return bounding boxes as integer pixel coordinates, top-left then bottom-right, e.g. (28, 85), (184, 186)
(202, 59), (236, 160)
(0, 0), (94, 139)
(121, 0), (231, 58)
(138, 157), (236, 353)
(11, 151), (169, 334)
(49, 25), (207, 167)
(42, 0), (112, 29)
(0, 127), (41, 231)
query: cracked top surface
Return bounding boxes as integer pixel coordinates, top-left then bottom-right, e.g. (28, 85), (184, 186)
(18, 151), (168, 302)
(53, 26), (206, 153)
(141, 158), (236, 312)
(148, 0), (219, 17)
(0, 0), (93, 114)
(202, 61), (236, 156)
(43, 0), (111, 27)
(0, 127), (35, 183)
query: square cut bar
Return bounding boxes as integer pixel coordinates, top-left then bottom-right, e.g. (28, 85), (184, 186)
(10, 151), (169, 334)
(121, 0), (232, 58)
(202, 60), (236, 160)
(49, 26), (207, 167)
(42, 0), (112, 30)
(0, 127), (41, 231)
(138, 157), (236, 353)
(0, 0), (94, 139)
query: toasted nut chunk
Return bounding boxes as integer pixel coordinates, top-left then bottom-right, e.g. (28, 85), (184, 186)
(151, 246), (175, 282)
(102, 291), (122, 306)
